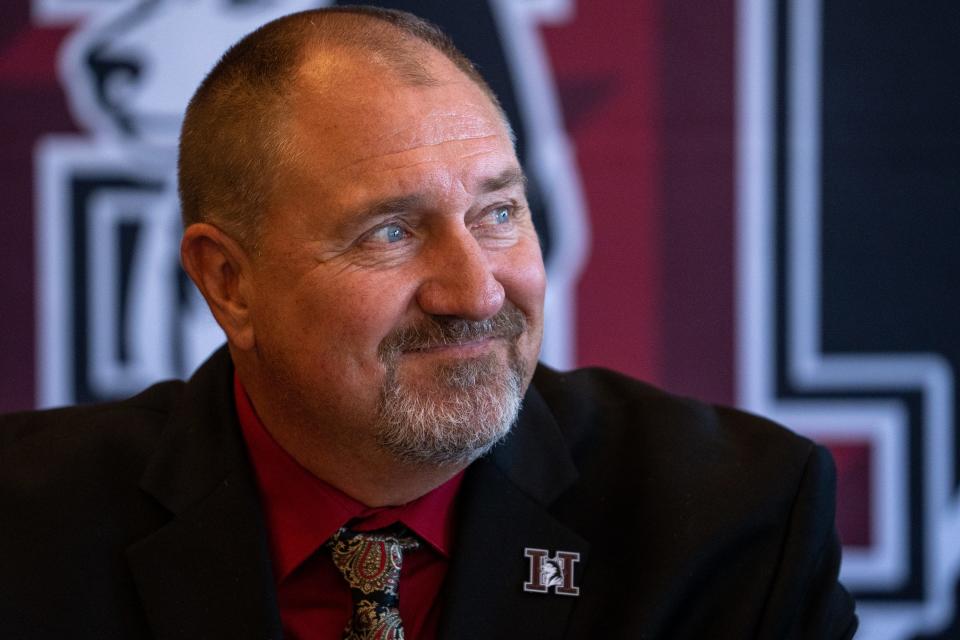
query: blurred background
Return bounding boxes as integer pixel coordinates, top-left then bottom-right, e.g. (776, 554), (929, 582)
(1, 1), (957, 637)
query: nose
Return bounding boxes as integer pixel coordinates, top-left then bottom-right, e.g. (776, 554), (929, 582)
(415, 230), (506, 321)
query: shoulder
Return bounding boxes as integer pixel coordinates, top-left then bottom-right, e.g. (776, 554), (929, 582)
(531, 363), (815, 475)
(0, 381), (191, 637)
(529, 364), (828, 536)
(1, 380), (184, 469)
(527, 365), (855, 636)
(0, 381), (189, 509)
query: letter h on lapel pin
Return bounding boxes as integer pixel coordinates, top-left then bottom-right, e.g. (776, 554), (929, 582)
(523, 547), (580, 596)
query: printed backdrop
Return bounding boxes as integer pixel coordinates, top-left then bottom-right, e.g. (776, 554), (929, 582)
(1, 1), (958, 637)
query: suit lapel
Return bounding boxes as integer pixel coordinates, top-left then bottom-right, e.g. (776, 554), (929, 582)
(126, 348), (282, 640)
(438, 379), (590, 640)
(126, 468), (281, 640)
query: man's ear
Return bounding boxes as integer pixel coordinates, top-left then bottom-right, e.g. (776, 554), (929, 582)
(180, 223), (256, 351)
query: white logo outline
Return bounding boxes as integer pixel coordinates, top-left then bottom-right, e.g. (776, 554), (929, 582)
(737, 0), (959, 637)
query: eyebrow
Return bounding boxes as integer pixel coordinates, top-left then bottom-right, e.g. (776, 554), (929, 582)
(361, 167), (526, 217)
(354, 194), (428, 222)
(340, 167), (528, 237)
(479, 167), (527, 194)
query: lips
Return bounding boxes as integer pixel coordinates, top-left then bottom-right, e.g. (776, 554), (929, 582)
(405, 335), (500, 355)
(378, 303), (527, 362)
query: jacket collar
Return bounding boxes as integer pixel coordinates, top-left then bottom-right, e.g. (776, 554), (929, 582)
(438, 368), (590, 639)
(127, 347), (283, 640)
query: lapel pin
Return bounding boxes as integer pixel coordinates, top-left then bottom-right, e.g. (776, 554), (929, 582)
(523, 547), (580, 596)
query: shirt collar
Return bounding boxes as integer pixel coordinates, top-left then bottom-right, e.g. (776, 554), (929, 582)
(233, 373), (463, 583)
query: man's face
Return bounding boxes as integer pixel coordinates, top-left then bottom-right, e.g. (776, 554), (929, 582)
(245, 52), (546, 467)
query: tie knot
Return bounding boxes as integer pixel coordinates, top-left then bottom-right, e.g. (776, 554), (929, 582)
(326, 525), (420, 596)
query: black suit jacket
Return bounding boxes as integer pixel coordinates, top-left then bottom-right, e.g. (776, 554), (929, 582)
(1, 348), (856, 638)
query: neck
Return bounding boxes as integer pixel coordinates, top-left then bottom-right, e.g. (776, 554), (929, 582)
(269, 420), (468, 507)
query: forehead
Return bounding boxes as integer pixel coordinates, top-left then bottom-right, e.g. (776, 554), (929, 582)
(282, 51), (516, 194)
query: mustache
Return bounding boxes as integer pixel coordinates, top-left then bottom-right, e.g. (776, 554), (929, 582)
(378, 304), (527, 359)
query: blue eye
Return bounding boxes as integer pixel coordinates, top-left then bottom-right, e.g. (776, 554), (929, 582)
(369, 223), (407, 244)
(491, 207), (511, 224)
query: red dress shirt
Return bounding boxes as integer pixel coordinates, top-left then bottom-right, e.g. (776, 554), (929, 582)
(234, 374), (462, 640)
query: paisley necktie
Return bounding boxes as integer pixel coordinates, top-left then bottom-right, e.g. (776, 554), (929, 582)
(326, 525), (420, 640)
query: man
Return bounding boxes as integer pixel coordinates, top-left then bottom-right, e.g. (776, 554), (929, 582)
(1, 7), (856, 639)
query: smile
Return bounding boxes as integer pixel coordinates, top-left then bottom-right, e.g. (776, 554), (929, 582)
(405, 336), (502, 357)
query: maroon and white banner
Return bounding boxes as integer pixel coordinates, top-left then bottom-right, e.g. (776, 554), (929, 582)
(2, 2), (958, 637)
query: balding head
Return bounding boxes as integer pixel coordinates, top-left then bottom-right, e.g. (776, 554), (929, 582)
(178, 6), (509, 250)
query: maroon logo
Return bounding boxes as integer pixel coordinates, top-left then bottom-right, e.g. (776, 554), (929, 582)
(523, 547), (580, 596)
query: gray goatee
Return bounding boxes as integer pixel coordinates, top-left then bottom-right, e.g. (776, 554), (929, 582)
(374, 304), (528, 467)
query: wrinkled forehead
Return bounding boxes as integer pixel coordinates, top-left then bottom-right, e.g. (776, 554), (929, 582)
(283, 48), (513, 172)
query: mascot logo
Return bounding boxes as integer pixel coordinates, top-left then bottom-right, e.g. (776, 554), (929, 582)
(33, 0), (587, 406)
(523, 548), (580, 596)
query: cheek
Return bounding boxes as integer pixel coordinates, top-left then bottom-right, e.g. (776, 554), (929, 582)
(499, 240), (547, 317)
(286, 272), (418, 358)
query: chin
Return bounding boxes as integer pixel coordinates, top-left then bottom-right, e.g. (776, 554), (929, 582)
(374, 349), (524, 467)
